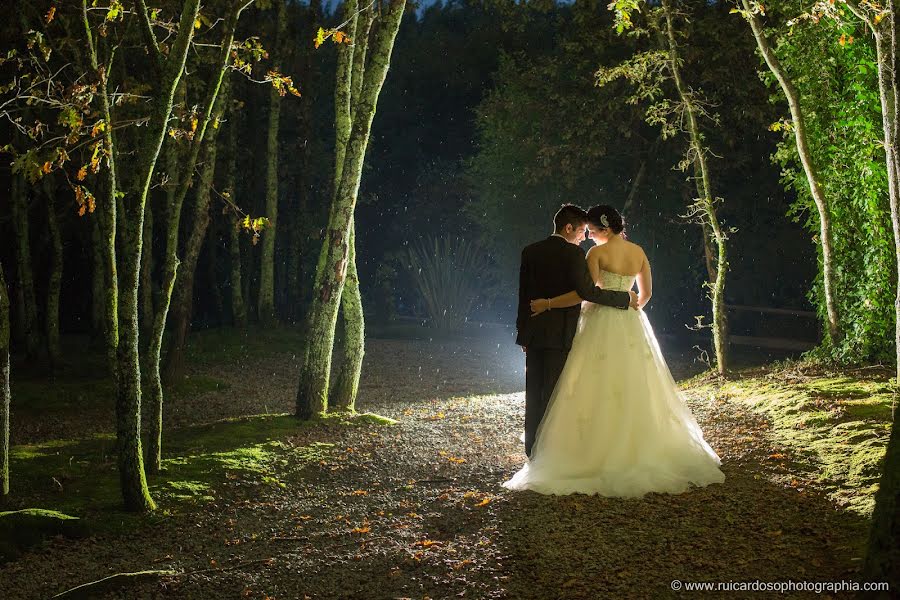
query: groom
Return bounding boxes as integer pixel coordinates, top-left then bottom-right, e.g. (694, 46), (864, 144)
(516, 204), (637, 458)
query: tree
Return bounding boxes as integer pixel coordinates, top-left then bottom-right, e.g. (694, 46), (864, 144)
(0, 260), (10, 497)
(601, 0), (731, 374)
(44, 177), (63, 371)
(734, 0), (841, 343)
(296, 0), (407, 418)
(258, 0), (288, 328)
(10, 174), (40, 359)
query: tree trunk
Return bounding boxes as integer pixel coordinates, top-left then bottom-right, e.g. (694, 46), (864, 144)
(140, 191), (155, 341)
(331, 221), (365, 412)
(144, 8), (240, 475)
(10, 174), (40, 359)
(163, 95), (225, 385)
(226, 109), (247, 329)
(111, 0), (202, 511)
(258, 0), (288, 328)
(81, 0), (119, 378)
(740, 0), (841, 343)
(296, 0), (406, 419)
(90, 218), (105, 347)
(662, 0), (728, 374)
(857, 1), (900, 588)
(0, 260), (10, 496)
(44, 178), (63, 371)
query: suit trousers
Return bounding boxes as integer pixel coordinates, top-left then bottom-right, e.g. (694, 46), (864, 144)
(524, 348), (568, 458)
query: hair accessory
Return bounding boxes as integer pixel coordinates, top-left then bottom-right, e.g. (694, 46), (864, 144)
(600, 214), (610, 228)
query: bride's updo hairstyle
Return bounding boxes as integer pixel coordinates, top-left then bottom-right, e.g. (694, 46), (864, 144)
(586, 204), (625, 236)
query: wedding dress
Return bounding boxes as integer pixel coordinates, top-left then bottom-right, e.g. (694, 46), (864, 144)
(503, 269), (725, 497)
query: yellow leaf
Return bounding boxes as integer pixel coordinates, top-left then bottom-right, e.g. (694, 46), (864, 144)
(77, 166), (87, 181)
(351, 490), (368, 496)
(474, 497), (491, 507)
(351, 526), (370, 534)
(42, 161), (53, 174)
(874, 12), (885, 25)
(45, 6), (56, 23)
(194, 17), (202, 29)
(314, 27), (326, 49)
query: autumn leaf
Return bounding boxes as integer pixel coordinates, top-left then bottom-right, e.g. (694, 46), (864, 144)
(41, 161), (52, 174)
(414, 539), (441, 548)
(314, 27), (326, 49)
(351, 489), (368, 496)
(447, 456), (466, 464)
(474, 497), (491, 507)
(332, 30), (351, 44)
(351, 525), (370, 534)
(45, 6), (56, 23)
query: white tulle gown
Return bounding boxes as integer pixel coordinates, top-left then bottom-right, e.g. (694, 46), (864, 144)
(503, 270), (725, 497)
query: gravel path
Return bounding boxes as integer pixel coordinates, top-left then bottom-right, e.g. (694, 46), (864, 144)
(1, 336), (871, 599)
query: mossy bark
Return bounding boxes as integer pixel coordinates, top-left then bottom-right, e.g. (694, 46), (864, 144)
(331, 222), (365, 412)
(662, 0), (728, 375)
(113, 0), (202, 511)
(163, 88), (226, 384)
(81, 0), (118, 377)
(44, 178), (63, 371)
(0, 261), (9, 496)
(296, 0), (406, 419)
(226, 110), (247, 329)
(10, 174), (40, 359)
(146, 15), (237, 474)
(259, 0), (288, 328)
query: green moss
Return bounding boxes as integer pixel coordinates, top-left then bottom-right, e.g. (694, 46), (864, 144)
(0, 508), (86, 561)
(687, 365), (892, 516)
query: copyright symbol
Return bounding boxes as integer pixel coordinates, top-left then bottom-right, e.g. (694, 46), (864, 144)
(671, 580), (682, 591)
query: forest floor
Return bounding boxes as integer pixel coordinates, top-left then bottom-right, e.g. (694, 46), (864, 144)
(0, 325), (890, 599)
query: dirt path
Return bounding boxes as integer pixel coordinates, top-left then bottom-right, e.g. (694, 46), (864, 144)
(1, 336), (870, 599)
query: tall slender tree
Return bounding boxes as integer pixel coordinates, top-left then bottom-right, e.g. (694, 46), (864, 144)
(0, 261), (10, 497)
(226, 103), (248, 329)
(44, 177), (63, 370)
(145, 3), (247, 475)
(735, 0), (841, 343)
(164, 80), (230, 384)
(259, 0), (288, 327)
(10, 174), (40, 359)
(296, 0), (407, 418)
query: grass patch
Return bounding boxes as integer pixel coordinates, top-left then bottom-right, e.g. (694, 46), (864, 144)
(4, 411), (393, 532)
(686, 366), (893, 515)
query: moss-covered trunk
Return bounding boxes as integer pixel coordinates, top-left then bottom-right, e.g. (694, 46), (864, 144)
(226, 109), (247, 329)
(112, 0), (202, 511)
(259, 0), (288, 328)
(296, 0), (405, 419)
(331, 221), (364, 412)
(740, 0), (840, 343)
(662, 0), (728, 375)
(10, 174), (40, 359)
(163, 99), (224, 385)
(145, 24), (236, 475)
(0, 260), (10, 496)
(44, 178), (63, 371)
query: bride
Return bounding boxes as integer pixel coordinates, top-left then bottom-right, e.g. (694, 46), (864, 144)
(503, 205), (725, 497)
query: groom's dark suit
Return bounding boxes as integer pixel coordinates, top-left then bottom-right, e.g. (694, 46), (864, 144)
(516, 235), (630, 457)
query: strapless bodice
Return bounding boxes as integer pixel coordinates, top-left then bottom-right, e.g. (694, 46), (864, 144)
(597, 269), (636, 292)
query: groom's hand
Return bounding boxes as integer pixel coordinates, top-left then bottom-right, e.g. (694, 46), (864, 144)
(629, 290), (639, 310)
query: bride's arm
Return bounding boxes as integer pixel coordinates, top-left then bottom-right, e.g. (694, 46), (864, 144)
(636, 251), (652, 309)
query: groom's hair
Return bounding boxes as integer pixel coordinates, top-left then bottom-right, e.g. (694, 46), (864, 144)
(553, 204), (587, 232)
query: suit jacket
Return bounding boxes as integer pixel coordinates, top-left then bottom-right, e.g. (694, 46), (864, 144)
(516, 235), (630, 350)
